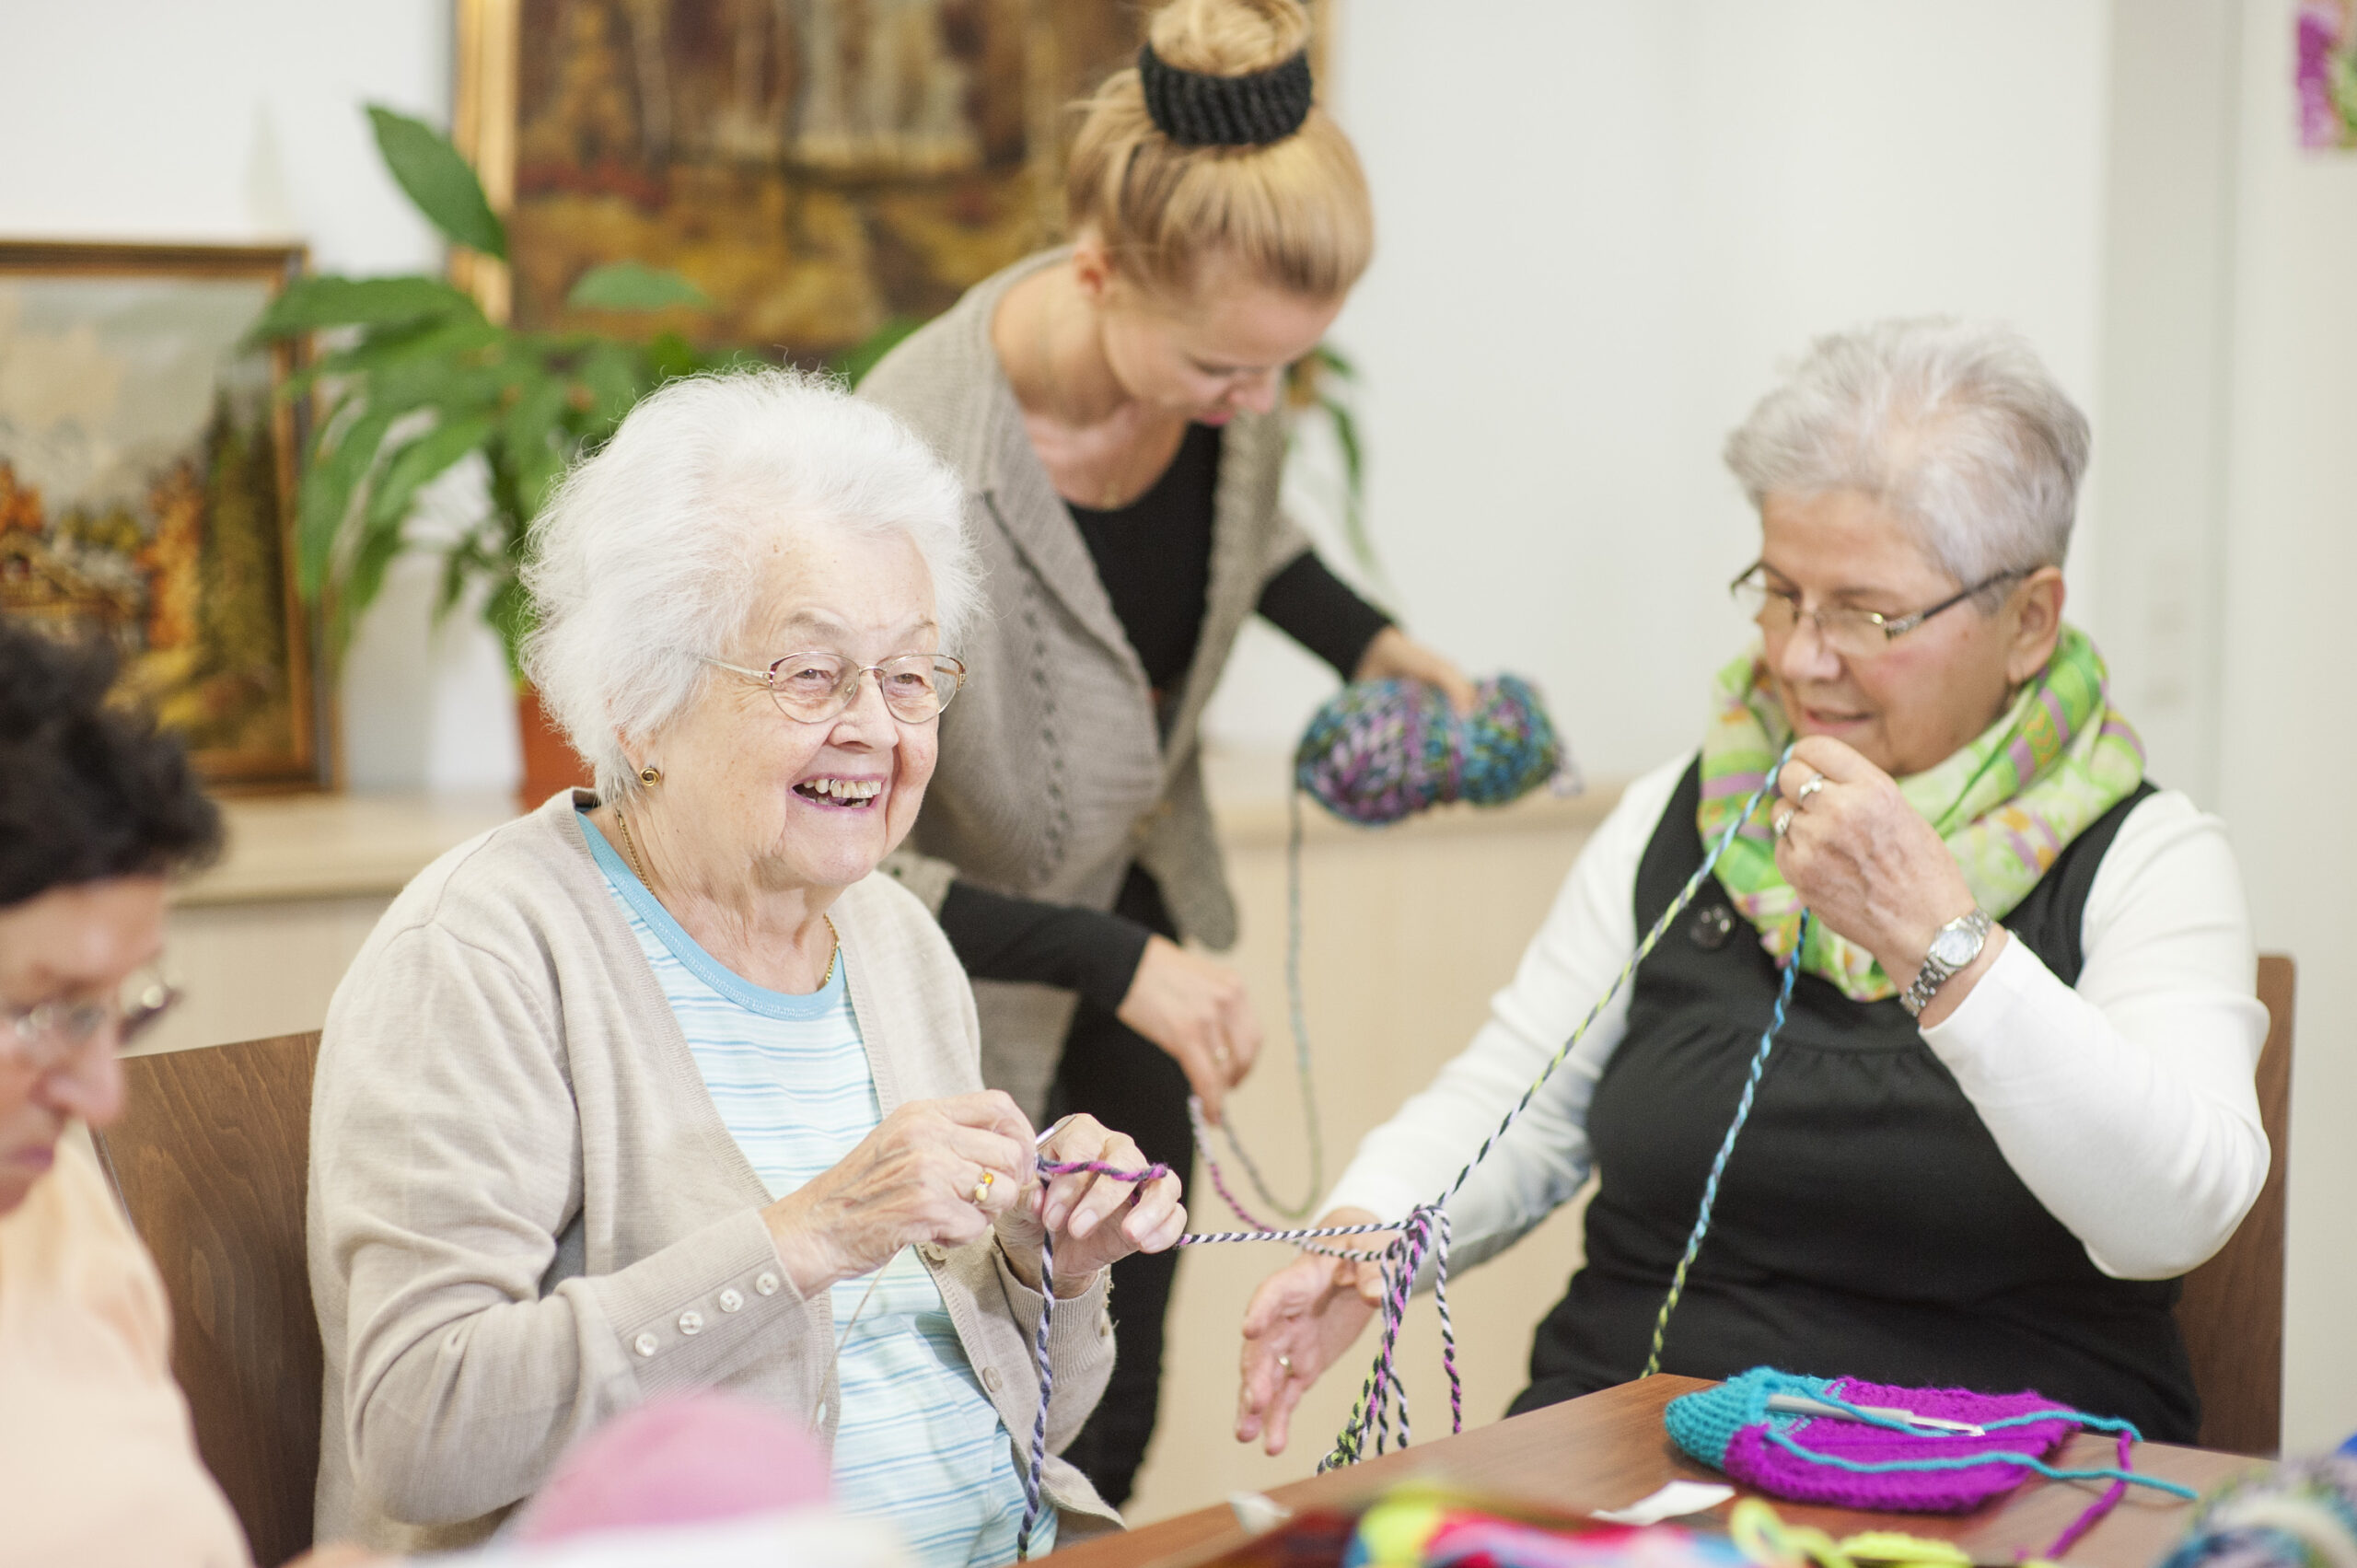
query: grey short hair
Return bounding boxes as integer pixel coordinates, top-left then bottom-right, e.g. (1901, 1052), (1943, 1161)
(520, 367), (980, 803)
(1723, 317), (2091, 587)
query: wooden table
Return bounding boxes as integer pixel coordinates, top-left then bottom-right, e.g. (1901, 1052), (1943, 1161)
(1047, 1377), (2264, 1568)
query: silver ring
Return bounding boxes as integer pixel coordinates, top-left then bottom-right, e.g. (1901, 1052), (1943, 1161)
(1772, 807), (1795, 840)
(1278, 1353), (1293, 1374)
(1794, 773), (1829, 807)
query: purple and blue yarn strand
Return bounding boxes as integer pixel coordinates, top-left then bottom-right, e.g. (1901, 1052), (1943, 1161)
(1016, 1225), (1055, 1560)
(1010, 741), (1786, 1522)
(1641, 907), (1810, 1378)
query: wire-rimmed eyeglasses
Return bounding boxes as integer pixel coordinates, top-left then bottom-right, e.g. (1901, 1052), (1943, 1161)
(4, 967), (179, 1074)
(1729, 563), (2026, 661)
(703, 651), (969, 726)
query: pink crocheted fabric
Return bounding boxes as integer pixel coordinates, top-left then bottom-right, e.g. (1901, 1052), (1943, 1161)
(1723, 1378), (2078, 1512)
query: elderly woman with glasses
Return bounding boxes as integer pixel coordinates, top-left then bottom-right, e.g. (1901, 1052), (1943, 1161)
(1234, 319), (2270, 1450)
(308, 371), (1184, 1563)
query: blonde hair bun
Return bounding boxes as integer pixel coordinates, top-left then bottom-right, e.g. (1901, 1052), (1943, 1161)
(1066, 0), (1372, 301)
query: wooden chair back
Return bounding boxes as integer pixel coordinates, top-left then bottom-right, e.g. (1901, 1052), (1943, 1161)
(92, 1030), (323, 1568)
(2175, 955), (2293, 1457)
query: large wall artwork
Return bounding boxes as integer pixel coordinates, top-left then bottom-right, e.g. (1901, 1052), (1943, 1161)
(0, 242), (321, 789)
(456, 0), (1154, 357)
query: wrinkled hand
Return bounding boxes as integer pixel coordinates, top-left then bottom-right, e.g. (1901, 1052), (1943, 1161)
(1235, 1207), (1387, 1455)
(1772, 738), (1994, 993)
(997, 1114), (1186, 1297)
(1118, 935), (1261, 1124)
(1354, 626), (1479, 714)
(762, 1092), (1034, 1296)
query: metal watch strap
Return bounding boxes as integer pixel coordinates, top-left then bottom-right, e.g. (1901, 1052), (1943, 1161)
(1899, 908), (1992, 1017)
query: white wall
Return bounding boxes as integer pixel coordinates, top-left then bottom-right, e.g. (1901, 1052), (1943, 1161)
(1208, 0), (2113, 768)
(0, 0), (518, 793)
(2213, 0), (2357, 1452)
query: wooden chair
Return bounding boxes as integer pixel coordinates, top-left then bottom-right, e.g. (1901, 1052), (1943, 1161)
(91, 1030), (323, 1568)
(2176, 955), (2294, 1457)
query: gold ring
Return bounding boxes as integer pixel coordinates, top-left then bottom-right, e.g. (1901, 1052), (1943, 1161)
(971, 1171), (994, 1206)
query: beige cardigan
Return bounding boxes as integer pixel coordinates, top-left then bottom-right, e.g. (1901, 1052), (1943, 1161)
(862, 249), (1311, 1119)
(308, 791), (1118, 1554)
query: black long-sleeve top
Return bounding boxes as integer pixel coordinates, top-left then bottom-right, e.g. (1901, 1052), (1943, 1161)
(936, 423), (1391, 1010)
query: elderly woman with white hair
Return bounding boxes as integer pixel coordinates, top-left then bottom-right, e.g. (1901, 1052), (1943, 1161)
(1235, 319), (2270, 1448)
(308, 370), (1183, 1563)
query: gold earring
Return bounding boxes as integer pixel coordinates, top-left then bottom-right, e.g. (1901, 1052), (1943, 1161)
(638, 764), (662, 787)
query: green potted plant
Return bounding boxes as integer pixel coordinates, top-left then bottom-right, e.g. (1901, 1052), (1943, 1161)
(248, 106), (745, 800)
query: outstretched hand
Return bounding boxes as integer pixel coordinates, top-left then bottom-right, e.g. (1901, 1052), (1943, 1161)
(1235, 1207), (1387, 1455)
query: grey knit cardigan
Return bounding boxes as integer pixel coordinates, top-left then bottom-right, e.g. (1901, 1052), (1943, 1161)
(308, 791), (1119, 1553)
(862, 249), (1310, 1119)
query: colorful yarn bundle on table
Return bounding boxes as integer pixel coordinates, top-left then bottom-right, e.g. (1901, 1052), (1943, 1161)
(1667, 1369), (2197, 1559)
(2157, 1456), (2357, 1568)
(1295, 673), (1572, 826)
(1343, 1490), (1750, 1568)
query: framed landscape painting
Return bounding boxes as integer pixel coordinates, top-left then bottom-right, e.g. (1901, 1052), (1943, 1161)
(452, 0), (1158, 354)
(0, 241), (323, 789)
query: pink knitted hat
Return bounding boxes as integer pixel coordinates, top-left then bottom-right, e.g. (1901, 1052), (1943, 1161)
(514, 1391), (831, 1543)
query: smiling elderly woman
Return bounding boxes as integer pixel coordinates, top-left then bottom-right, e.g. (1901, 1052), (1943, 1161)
(1234, 319), (2270, 1449)
(308, 370), (1183, 1563)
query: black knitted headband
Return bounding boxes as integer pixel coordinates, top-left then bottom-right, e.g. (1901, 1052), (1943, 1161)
(1136, 42), (1314, 147)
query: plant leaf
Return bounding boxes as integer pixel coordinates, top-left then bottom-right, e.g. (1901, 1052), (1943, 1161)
(566, 261), (711, 313)
(248, 274), (482, 342)
(367, 104), (508, 260)
(483, 572), (534, 679)
(296, 404), (399, 600)
(366, 412), (495, 530)
(331, 517), (411, 657)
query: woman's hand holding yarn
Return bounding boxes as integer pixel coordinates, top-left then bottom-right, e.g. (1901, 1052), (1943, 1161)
(1118, 935), (1262, 1123)
(1234, 1207), (1387, 1455)
(1353, 626), (1480, 715)
(760, 1092), (1034, 1296)
(1773, 738), (2003, 1016)
(999, 1115), (1187, 1297)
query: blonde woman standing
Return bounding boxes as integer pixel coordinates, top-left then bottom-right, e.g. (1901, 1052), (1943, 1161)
(861, 0), (1469, 1503)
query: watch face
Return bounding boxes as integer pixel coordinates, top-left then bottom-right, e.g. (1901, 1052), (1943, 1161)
(1929, 924), (1981, 967)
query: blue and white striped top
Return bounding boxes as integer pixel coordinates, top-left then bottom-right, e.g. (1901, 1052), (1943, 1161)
(580, 816), (1049, 1567)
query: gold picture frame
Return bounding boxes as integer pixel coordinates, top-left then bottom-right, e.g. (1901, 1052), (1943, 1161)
(453, 0), (1329, 349)
(0, 241), (324, 792)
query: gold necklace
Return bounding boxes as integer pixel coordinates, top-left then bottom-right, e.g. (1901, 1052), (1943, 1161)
(614, 807), (653, 886)
(616, 810), (841, 989)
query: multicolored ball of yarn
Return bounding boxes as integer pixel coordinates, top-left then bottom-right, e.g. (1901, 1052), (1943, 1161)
(2158, 1456), (2357, 1568)
(1295, 673), (1569, 826)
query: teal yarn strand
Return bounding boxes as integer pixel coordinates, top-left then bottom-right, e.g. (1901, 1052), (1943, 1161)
(1761, 1427), (2198, 1500)
(1643, 907), (1811, 1378)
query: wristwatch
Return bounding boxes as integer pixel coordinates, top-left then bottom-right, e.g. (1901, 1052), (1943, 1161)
(1899, 908), (1993, 1017)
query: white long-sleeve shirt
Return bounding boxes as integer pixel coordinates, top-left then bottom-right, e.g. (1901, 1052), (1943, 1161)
(1326, 751), (2270, 1283)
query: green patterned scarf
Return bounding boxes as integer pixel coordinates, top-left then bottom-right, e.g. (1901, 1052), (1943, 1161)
(1696, 624), (2145, 1000)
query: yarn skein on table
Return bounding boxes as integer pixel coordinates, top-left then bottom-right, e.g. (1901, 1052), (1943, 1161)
(1669, 1369), (2198, 1561)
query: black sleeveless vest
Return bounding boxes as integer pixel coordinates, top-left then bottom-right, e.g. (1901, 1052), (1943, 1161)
(1512, 762), (2195, 1440)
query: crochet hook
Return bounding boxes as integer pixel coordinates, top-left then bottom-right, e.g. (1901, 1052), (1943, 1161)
(1765, 1393), (1987, 1437)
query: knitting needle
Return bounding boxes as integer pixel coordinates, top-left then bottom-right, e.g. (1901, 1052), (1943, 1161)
(1765, 1393), (1987, 1437)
